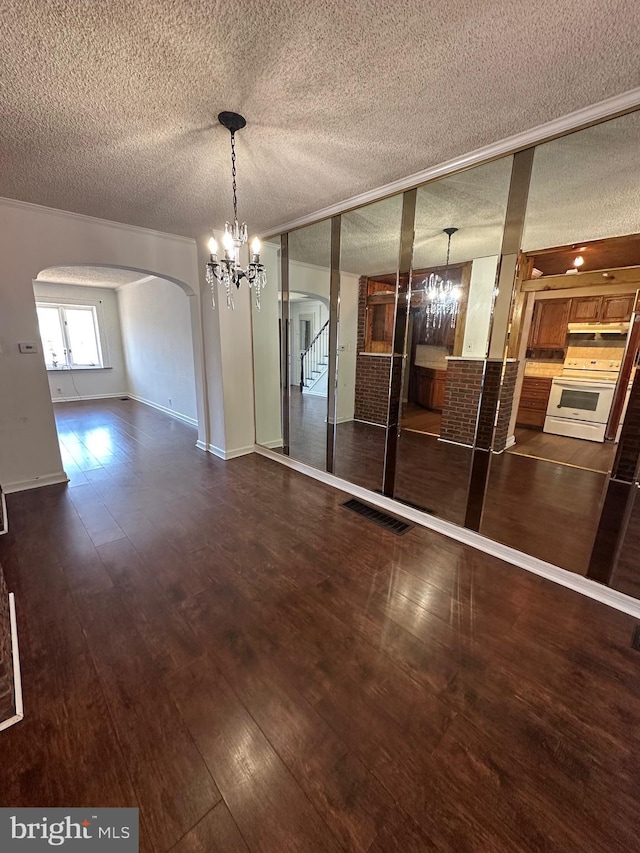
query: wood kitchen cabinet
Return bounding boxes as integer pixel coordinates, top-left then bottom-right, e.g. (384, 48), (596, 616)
(568, 293), (634, 324)
(411, 366), (447, 411)
(516, 376), (553, 429)
(569, 296), (602, 322)
(529, 299), (571, 348)
(601, 294), (635, 322)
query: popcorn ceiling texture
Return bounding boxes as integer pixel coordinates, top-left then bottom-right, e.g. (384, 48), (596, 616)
(37, 267), (154, 288)
(1, 0), (640, 245)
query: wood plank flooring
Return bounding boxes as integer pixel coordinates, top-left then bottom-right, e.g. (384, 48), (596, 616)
(1, 399), (640, 852)
(282, 388), (607, 572)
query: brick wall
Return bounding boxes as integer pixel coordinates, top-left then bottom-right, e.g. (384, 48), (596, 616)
(494, 361), (519, 452)
(354, 276), (392, 425)
(440, 359), (484, 445)
(354, 354), (392, 425)
(439, 358), (519, 450)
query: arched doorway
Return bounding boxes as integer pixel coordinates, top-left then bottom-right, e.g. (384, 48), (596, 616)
(33, 264), (201, 486)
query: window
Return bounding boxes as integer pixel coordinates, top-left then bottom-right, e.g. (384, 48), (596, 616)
(36, 303), (103, 369)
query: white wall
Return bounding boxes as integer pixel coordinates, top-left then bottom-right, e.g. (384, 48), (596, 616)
(252, 240), (282, 448)
(118, 277), (197, 425)
(0, 197), (204, 493)
(336, 272), (359, 423)
(33, 281), (128, 402)
(462, 256), (499, 358)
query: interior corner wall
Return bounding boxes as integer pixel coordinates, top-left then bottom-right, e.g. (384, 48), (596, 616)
(197, 237), (256, 458)
(336, 272), (360, 422)
(33, 282), (128, 402)
(0, 197), (201, 492)
(117, 278), (197, 424)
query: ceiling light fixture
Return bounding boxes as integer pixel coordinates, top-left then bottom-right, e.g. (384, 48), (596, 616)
(422, 227), (460, 328)
(206, 112), (266, 310)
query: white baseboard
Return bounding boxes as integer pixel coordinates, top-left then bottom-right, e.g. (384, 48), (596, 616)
(52, 392), (127, 403)
(258, 438), (284, 449)
(3, 471), (69, 494)
(195, 439), (208, 452)
(207, 443), (255, 460)
(505, 435), (516, 449)
(0, 593), (24, 732)
(253, 444), (640, 620)
(126, 394), (198, 427)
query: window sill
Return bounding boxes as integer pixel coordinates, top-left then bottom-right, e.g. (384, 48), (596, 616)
(46, 366), (112, 372)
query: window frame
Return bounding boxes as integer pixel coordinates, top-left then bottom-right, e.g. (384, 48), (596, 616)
(36, 302), (105, 370)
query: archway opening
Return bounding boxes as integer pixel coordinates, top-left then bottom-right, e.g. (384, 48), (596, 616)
(33, 264), (199, 485)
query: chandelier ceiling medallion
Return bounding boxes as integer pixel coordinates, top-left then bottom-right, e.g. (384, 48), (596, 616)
(422, 227), (461, 328)
(206, 111), (266, 310)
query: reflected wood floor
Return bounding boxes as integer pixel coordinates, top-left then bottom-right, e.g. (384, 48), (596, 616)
(284, 389), (606, 573)
(1, 400), (639, 851)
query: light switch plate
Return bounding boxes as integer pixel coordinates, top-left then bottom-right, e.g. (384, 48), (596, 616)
(18, 342), (38, 353)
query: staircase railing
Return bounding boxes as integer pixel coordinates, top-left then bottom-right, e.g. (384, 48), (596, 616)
(300, 319), (329, 391)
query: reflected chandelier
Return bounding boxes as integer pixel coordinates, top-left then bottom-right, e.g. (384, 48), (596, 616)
(422, 227), (461, 328)
(206, 111), (266, 310)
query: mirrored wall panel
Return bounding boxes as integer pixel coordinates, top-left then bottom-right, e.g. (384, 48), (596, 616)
(393, 157), (514, 523)
(334, 194), (404, 490)
(481, 110), (640, 574)
(252, 236), (283, 451)
(287, 219), (332, 470)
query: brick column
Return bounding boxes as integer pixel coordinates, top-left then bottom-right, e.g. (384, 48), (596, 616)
(440, 358), (484, 446)
(353, 276), (392, 426)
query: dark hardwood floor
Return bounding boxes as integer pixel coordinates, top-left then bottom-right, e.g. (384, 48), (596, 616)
(1, 399), (639, 852)
(508, 427), (617, 473)
(280, 389), (606, 572)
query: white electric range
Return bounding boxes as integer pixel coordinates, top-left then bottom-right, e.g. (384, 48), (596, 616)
(544, 358), (621, 442)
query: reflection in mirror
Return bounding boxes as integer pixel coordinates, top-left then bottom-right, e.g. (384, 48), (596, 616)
(334, 195), (404, 490)
(393, 157), (513, 524)
(481, 110), (640, 575)
(252, 237), (283, 450)
(287, 220), (332, 469)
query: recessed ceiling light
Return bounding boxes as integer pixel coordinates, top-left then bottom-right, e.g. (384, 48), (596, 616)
(573, 255), (585, 268)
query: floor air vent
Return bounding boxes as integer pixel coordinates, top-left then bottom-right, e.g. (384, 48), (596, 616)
(342, 498), (413, 535)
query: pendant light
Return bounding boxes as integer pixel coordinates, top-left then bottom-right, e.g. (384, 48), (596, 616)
(205, 112), (266, 310)
(422, 227), (461, 329)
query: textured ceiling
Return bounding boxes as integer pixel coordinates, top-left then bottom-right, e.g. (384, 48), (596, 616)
(36, 266), (155, 288)
(2, 0), (640, 245)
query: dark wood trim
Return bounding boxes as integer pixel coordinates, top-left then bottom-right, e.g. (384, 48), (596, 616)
(280, 233), (290, 455)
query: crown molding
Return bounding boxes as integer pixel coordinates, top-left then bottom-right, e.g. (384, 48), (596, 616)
(262, 87), (640, 239)
(0, 196), (196, 245)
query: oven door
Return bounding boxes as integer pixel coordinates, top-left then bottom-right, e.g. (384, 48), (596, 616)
(547, 379), (615, 423)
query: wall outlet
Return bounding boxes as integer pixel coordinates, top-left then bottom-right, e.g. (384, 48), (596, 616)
(169, 398), (172, 406)
(57, 387), (62, 394)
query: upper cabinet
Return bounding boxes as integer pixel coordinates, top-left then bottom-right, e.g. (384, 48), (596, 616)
(601, 294), (635, 322)
(569, 295), (602, 322)
(528, 292), (636, 351)
(529, 298), (571, 348)
(569, 293), (634, 324)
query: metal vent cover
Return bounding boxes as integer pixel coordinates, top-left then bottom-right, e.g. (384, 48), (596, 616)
(341, 498), (413, 535)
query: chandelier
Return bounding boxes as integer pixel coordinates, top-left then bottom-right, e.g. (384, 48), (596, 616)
(206, 111), (266, 310)
(422, 227), (461, 328)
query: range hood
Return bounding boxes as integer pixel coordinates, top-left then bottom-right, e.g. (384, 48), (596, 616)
(567, 322), (629, 335)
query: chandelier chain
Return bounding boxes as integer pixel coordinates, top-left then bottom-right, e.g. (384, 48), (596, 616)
(230, 131), (238, 223)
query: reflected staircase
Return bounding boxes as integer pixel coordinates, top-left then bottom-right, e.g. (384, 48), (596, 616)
(300, 320), (329, 395)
